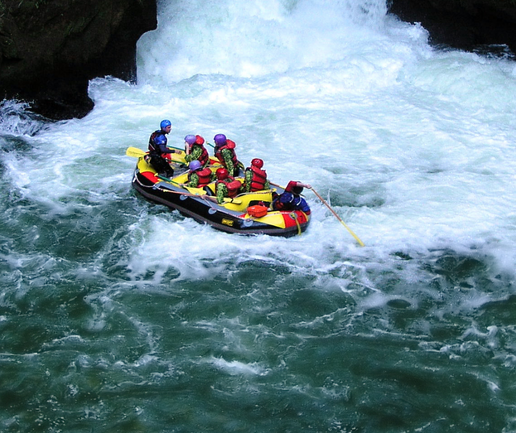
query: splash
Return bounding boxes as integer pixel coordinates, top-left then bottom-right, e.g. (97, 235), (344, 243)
(137, 0), (391, 83)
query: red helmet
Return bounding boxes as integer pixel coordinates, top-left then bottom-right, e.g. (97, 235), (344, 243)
(216, 168), (229, 180)
(195, 135), (205, 145)
(251, 158), (263, 169)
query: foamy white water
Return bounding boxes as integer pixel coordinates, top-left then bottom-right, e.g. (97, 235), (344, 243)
(3, 2), (516, 431)
(2, 0), (516, 303)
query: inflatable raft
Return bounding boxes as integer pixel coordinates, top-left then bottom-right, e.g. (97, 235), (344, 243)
(130, 151), (310, 237)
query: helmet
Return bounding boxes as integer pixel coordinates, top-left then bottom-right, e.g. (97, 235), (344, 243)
(279, 192), (294, 204)
(154, 135), (167, 146)
(160, 119), (172, 130)
(184, 134), (196, 145)
(216, 167), (229, 180)
(189, 160), (202, 171)
(195, 135), (205, 145)
(214, 134), (227, 146)
(251, 158), (263, 169)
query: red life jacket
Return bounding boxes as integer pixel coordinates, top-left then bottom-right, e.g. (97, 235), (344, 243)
(198, 145), (210, 167)
(273, 199), (287, 211)
(247, 165), (267, 191)
(216, 177), (241, 198)
(188, 167), (213, 187)
(215, 140), (238, 167)
(188, 143), (210, 167)
(285, 180), (304, 194)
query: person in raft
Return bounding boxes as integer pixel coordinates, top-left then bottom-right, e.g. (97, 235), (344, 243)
(243, 158), (270, 192)
(185, 160), (215, 188)
(184, 134), (210, 167)
(147, 134), (176, 178)
(213, 133), (243, 177)
(149, 119), (173, 147)
(147, 119), (178, 178)
(202, 167), (242, 204)
(272, 180), (312, 214)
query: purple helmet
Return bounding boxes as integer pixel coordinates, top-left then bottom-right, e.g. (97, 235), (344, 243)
(184, 135), (196, 145)
(189, 160), (202, 171)
(214, 134), (227, 146)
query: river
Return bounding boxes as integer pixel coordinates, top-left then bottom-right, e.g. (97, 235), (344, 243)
(1, 0), (516, 431)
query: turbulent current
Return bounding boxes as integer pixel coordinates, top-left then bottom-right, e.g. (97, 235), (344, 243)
(1, 0), (516, 431)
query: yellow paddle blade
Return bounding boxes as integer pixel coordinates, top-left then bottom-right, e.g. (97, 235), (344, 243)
(223, 198), (242, 204)
(126, 147), (147, 158)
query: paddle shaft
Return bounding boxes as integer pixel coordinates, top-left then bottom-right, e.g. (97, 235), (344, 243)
(155, 181), (241, 204)
(311, 188), (365, 247)
(126, 146), (185, 157)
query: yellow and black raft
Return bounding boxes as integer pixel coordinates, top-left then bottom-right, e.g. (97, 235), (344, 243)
(128, 147), (310, 237)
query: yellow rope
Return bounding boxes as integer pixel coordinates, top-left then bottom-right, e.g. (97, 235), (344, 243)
(290, 212), (302, 235)
(311, 188), (365, 247)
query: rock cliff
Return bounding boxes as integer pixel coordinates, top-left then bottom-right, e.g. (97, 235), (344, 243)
(2, 1), (515, 121)
(389, 0), (516, 57)
(0, 0), (156, 120)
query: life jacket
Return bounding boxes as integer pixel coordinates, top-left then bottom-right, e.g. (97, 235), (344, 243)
(214, 139), (238, 167)
(148, 130), (167, 154)
(273, 198), (287, 211)
(216, 177), (241, 198)
(273, 193), (311, 214)
(285, 180), (303, 194)
(194, 144), (210, 167)
(188, 167), (213, 187)
(247, 165), (267, 191)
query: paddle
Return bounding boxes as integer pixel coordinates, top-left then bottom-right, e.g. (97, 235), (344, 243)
(126, 147), (146, 158)
(154, 182), (241, 204)
(169, 145), (186, 152)
(125, 146), (185, 157)
(310, 188), (365, 247)
(156, 175), (182, 185)
(270, 181), (364, 246)
(270, 181), (284, 190)
(201, 195), (242, 205)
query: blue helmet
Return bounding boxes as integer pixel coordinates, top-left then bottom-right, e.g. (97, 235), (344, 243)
(279, 192), (294, 204)
(160, 119), (172, 130)
(189, 160), (202, 171)
(184, 135), (196, 145)
(214, 134), (227, 146)
(154, 135), (167, 146)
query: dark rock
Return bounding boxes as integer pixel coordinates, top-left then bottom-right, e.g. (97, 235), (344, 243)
(0, 0), (157, 120)
(388, 0), (516, 57)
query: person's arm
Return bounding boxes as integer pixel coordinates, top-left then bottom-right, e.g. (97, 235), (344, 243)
(297, 197), (311, 214)
(285, 180), (312, 192)
(244, 169), (252, 192)
(222, 149), (235, 176)
(188, 173), (199, 188)
(184, 145), (202, 163)
(157, 143), (176, 154)
(216, 183), (227, 204)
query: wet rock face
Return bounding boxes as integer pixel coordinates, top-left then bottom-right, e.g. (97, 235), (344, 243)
(0, 0), (156, 120)
(388, 0), (516, 56)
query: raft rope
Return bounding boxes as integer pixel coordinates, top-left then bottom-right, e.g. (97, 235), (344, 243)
(289, 212), (302, 236)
